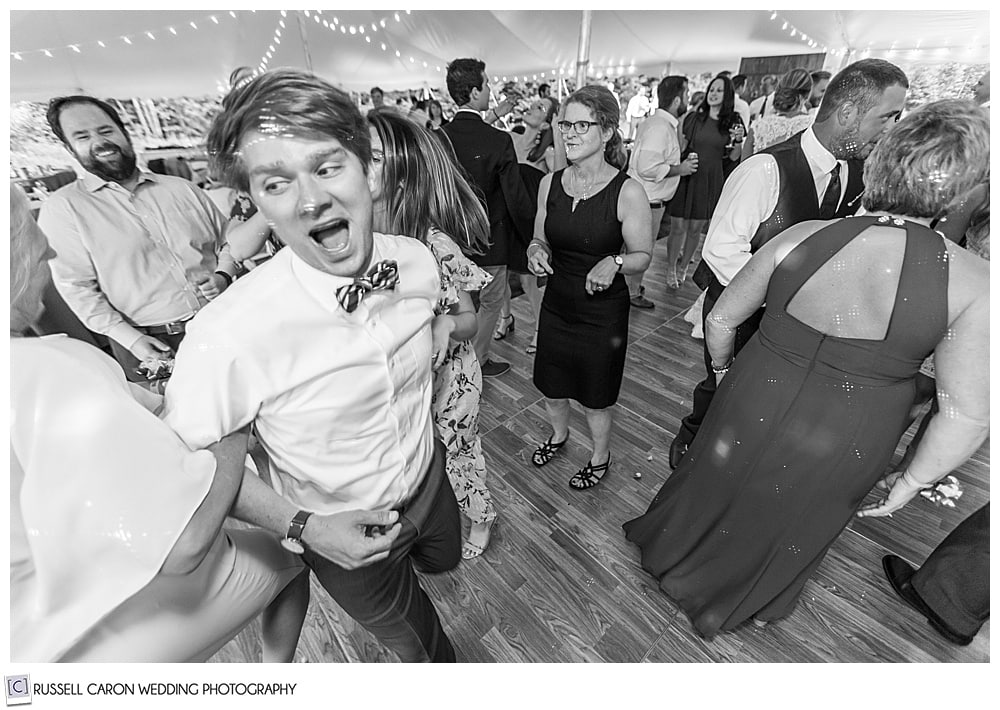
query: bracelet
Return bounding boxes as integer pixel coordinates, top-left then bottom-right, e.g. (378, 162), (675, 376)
(527, 240), (550, 254)
(711, 358), (733, 374)
(901, 469), (932, 489)
(214, 270), (234, 287)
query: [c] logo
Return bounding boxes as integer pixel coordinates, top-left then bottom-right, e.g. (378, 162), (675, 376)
(4, 676), (31, 706)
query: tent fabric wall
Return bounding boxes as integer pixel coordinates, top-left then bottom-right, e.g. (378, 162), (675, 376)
(10, 10), (990, 100)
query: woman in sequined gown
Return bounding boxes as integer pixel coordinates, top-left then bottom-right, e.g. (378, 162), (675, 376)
(624, 100), (990, 639)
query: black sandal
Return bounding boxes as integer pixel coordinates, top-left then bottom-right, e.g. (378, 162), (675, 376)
(569, 454), (611, 490)
(531, 434), (568, 467)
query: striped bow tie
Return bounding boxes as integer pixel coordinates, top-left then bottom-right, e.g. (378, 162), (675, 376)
(335, 260), (399, 313)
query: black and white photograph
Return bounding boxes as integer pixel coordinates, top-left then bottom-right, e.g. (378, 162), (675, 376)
(7, 7), (989, 685)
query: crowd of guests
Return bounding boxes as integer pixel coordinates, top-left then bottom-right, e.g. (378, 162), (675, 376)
(9, 52), (990, 662)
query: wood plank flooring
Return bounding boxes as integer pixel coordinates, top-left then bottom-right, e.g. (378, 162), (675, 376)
(210, 234), (989, 663)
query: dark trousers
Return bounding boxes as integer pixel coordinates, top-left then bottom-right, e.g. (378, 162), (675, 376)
(303, 439), (461, 662)
(108, 331), (186, 383)
(675, 273), (764, 447)
(912, 504), (990, 638)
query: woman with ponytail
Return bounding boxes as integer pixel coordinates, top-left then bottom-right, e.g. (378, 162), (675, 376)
(741, 68), (815, 159)
(526, 85), (652, 491)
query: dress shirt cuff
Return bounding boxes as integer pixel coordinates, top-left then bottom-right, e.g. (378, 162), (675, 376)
(215, 246), (240, 279)
(107, 322), (146, 351)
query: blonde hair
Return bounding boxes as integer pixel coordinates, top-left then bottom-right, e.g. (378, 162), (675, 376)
(10, 185), (49, 332)
(863, 100), (989, 219)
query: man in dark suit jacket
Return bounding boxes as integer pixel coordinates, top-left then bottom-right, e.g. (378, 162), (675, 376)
(441, 58), (535, 378)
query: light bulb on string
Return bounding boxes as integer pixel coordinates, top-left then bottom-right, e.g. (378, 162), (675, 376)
(71, 44), (80, 52)
(782, 21), (787, 29)
(366, 36), (371, 43)
(97, 40), (105, 47)
(146, 31), (155, 40)
(123, 37), (132, 44)
(341, 26), (347, 33)
(770, 11), (777, 19)
(211, 15), (218, 24)
(190, 21), (197, 30)
(229, 11), (236, 18)
(395, 50), (401, 57)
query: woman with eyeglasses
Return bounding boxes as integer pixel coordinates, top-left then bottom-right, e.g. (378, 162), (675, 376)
(526, 86), (653, 490)
(667, 74), (745, 288)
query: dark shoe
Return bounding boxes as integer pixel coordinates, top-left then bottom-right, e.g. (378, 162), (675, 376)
(493, 314), (515, 340)
(881, 555), (975, 646)
(480, 359), (511, 378)
(532, 434), (569, 467)
(630, 295), (655, 309)
(669, 438), (689, 470)
(569, 454), (611, 490)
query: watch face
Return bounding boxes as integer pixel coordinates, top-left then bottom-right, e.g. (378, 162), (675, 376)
(280, 537), (305, 555)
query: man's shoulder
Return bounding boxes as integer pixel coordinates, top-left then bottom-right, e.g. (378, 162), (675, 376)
(188, 251), (298, 337)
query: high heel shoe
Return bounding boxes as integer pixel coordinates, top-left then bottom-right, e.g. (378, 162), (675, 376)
(493, 314), (515, 340)
(462, 517), (497, 560)
(667, 265), (680, 289)
(569, 453), (611, 490)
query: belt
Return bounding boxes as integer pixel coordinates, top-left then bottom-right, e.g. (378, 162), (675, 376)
(141, 319), (190, 336)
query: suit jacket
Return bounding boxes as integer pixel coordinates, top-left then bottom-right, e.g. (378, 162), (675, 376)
(441, 111), (536, 267)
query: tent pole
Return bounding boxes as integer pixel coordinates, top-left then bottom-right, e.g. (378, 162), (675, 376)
(296, 12), (313, 72)
(574, 10), (593, 89)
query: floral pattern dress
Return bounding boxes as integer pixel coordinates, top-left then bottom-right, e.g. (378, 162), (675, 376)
(427, 230), (497, 525)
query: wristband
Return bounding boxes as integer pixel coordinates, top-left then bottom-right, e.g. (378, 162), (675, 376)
(214, 270), (234, 287)
(711, 358), (733, 374)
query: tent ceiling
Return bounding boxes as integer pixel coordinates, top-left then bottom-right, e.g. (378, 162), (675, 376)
(9, 9), (990, 101)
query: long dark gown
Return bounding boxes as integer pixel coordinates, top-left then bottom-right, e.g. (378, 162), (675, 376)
(623, 216), (949, 638)
(533, 169), (630, 409)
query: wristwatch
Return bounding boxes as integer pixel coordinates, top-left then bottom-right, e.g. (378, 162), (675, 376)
(613, 255), (624, 271)
(280, 510), (313, 554)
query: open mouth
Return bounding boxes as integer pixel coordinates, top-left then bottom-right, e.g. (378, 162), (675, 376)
(92, 144), (122, 159)
(309, 218), (351, 252)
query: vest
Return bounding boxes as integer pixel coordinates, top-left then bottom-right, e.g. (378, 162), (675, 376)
(749, 131), (865, 253)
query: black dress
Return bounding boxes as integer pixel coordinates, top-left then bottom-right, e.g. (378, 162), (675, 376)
(624, 217), (949, 638)
(532, 169), (630, 409)
(669, 112), (733, 221)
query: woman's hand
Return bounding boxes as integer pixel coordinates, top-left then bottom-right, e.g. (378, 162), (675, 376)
(585, 256), (619, 295)
(528, 244), (554, 276)
(857, 470), (925, 518)
(430, 315), (456, 369)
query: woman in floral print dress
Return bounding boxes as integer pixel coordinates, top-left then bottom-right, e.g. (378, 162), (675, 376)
(367, 110), (498, 559)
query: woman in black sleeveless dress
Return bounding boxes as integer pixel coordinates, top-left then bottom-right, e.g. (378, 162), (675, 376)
(526, 86), (653, 490)
(624, 100), (990, 639)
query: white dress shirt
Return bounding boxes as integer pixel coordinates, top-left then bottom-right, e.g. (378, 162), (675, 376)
(163, 232), (440, 515)
(627, 108), (681, 203)
(749, 92), (776, 122)
(702, 126), (848, 286)
(733, 97), (751, 131)
(38, 170), (232, 350)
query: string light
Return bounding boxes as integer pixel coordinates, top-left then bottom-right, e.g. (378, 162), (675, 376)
(11, 11), (236, 60)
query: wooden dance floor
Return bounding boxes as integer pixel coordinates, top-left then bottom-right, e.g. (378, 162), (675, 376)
(211, 234), (989, 663)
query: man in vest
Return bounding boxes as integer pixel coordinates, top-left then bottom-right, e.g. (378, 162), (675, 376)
(669, 59), (909, 469)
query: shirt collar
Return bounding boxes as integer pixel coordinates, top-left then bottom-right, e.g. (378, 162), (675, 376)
(800, 125), (840, 178)
(655, 108), (679, 127)
(454, 108), (484, 119)
(289, 233), (388, 314)
(80, 168), (160, 193)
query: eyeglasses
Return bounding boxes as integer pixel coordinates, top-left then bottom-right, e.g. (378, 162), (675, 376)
(556, 120), (600, 134)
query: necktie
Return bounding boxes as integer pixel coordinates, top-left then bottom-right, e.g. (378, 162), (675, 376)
(335, 260), (399, 313)
(819, 163), (842, 219)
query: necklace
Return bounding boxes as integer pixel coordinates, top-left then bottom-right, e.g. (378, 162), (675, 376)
(571, 165), (596, 211)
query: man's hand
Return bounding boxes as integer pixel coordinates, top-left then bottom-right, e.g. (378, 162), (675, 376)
(194, 272), (231, 300)
(302, 509), (402, 569)
(527, 245), (554, 276)
(129, 334), (173, 361)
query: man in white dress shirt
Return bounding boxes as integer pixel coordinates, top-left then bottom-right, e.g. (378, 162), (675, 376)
(164, 70), (462, 662)
(731, 74), (752, 130)
(625, 76), (699, 308)
(670, 59), (909, 468)
(749, 74), (778, 123)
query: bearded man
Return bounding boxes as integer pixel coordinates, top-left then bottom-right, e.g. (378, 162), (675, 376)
(669, 59), (909, 469)
(38, 96), (235, 383)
